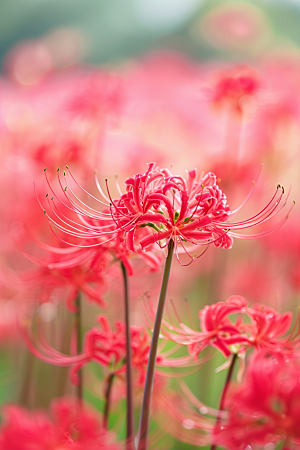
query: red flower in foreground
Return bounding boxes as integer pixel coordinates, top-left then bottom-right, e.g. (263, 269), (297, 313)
(42, 163), (291, 266)
(0, 397), (120, 450)
(214, 351), (300, 449)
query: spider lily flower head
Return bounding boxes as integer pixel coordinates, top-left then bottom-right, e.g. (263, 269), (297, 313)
(212, 65), (260, 115)
(41, 163), (292, 266)
(214, 351), (300, 450)
(21, 313), (192, 388)
(162, 296), (250, 359)
(161, 296), (295, 359)
(105, 163), (292, 265)
(246, 303), (293, 351)
(112, 163), (233, 254)
(0, 397), (121, 450)
(72, 315), (164, 386)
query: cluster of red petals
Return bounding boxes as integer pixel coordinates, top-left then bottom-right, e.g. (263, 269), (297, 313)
(106, 163), (290, 264)
(21, 314), (168, 387)
(214, 351), (300, 449)
(0, 397), (120, 450)
(110, 163), (233, 255)
(73, 315), (164, 385)
(90, 214), (163, 276)
(212, 65), (260, 114)
(42, 162), (290, 266)
(162, 296), (294, 358)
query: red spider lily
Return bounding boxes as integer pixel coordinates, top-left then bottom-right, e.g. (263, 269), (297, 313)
(20, 314), (192, 387)
(41, 162), (292, 266)
(246, 303), (293, 351)
(161, 296), (250, 358)
(214, 351), (300, 450)
(161, 296), (295, 359)
(212, 65), (260, 115)
(0, 397), (121, 450)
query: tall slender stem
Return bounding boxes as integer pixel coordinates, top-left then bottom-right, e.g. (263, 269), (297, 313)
(210, 353), (238, 450)
(103, 373), (115, 429)
(74, 293), (83, 404)
(20, 349), (34, 406)
(138, 239), (174, 450)
(121, 262), (134, 450)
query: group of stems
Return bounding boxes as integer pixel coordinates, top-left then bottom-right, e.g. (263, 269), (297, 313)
(210, 354), (237, 450)
(74, 294), (83, 406)
(100, 241), (174, 450)
(75, 264), (134, 450)
(75, 238), (234, 450)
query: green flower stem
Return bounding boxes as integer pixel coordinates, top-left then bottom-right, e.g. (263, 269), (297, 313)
(74, 293), (83, 405)
(103, 372), (115, 429)
(20, 350), (34, 406)
(137, 239), (174, 450)
(211, 353), (238, 450)
(121, 262), (135, 450)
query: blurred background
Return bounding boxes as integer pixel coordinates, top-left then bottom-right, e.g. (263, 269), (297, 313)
(2, 0), (300, 64)
(0, 0), (300, 448)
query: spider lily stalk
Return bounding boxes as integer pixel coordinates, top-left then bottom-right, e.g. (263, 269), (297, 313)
(103, 372), (115, 430)
(74, 292), (83, 405)
(137, 239), (174, 450)
(211, 65), (260, 160)
(120, 262), (134, 450)
(210, 353), (238, 450)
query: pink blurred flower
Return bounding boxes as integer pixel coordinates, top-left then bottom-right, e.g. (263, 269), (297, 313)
(214, 351), (300, 449)
(197, 1), (271, 50)
(19, 246), (107, 312)
(0, 397), (120, 450)
(211, 65), (260, 116)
